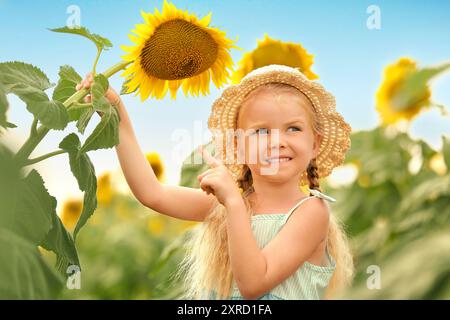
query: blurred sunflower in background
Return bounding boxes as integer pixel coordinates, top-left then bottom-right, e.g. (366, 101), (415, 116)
(146, 152), (165, 182)
(376, 58), (432, 126)
(120, 0), (240, 101)
(231, 33), (318, 83)
(429, 152), (447, 176)
(61, 199), (83, 231)
(147, 216), (165, 236)
(97, 172), (113, 206)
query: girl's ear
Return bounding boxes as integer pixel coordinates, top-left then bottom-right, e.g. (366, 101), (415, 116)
(312, 134), (322, 158)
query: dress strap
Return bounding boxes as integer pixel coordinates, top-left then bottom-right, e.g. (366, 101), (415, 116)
(282, 190), (336, 224)
(283, 196), (316, 224)
(309, 189), (337, 203)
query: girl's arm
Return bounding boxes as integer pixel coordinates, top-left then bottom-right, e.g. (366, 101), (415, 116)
(77, 74), (217, 222)
(224, 196), (330, 299)
(115, 100), (217, 221)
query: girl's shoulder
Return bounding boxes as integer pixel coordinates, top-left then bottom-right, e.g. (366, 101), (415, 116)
(283, 191), (335, 224)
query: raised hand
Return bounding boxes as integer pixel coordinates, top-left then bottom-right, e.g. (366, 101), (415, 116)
(197, 146), (242, 208)
(75, 72), (122, 117)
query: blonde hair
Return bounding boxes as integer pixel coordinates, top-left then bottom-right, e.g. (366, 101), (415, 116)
(175, 83), (354, 300)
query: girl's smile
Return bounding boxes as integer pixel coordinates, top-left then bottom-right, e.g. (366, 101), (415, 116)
(263, 156), (293, 165)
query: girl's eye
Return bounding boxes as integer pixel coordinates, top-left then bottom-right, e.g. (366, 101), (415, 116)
(288, 126), (301, 132)
(255, 128), (269, 135)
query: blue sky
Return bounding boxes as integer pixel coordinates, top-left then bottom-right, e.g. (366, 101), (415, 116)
(1, 0), (450, 203)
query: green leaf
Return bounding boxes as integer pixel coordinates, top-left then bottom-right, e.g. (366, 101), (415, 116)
(0, 146), (68, 297)
(68, 103), (91, 122)
(397, 175), (450, 215)
(392, 62), (450, 111)
(73, 170), (97, 241)
(59, 134), (98, 239)
(59, 64), (83, 83)
(26, 99), (69, 130)
(443, 135), (450, 170)
(0, 61), (52, 103)
(0, 145), (20, 230)
(5, 170), (55, 245)
(52, 65), (82, 103)
(40, 213), (80, 273)
(49, 26), (113, 50)
(60, 134), (95, 190)
(76, 107), (95, 134)
(0, 84), (9, 130)
(80, 101), (120, 153)
(91, 74), (109, 111)
(0, 62), (70, 130)
(0, 61), (53, 92)
(342, 229), (450, 299)
(0, 228), (64, 299)
(0, 147), (79, 272)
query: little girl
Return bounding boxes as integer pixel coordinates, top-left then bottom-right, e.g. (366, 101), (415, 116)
(77, 64), (354, 300)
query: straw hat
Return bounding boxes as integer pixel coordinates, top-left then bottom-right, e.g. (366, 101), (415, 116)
(207, 64), (352, 187)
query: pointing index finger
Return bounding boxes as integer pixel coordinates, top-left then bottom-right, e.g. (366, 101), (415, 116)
(198, 146), (222, 168)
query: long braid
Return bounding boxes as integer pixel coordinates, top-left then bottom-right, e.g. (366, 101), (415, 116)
(307, 158), (322, 194)
(237, 165), (254, 196)
(305, 157), (354, 298)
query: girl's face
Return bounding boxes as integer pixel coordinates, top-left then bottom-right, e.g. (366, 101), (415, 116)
(236, 89), (322, 182)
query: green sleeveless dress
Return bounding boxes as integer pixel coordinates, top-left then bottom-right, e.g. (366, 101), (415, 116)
(204, 190), (337, 300)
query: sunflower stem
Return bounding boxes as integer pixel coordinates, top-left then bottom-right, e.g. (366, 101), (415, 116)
(30, 117), (38, 137)
(15, 125), (50, 167)
(92, 47), (102, 76)
(25, 150), (67, 166)
(14, 60), (132, 166)
(102, 60), (132, 78)
(68, 102), (93, 111)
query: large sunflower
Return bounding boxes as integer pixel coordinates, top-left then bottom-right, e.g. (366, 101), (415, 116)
(121, 0), (239, 101)
(376, 58), (431, 126)
(231, 33), (318, 84)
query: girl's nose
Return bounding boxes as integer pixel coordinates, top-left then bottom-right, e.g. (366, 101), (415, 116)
(268, 129), (287, 149)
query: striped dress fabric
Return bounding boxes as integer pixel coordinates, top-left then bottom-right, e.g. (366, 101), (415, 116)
(205, 194), (336, 300)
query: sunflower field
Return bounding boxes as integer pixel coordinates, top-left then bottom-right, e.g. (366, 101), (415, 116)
(1, 0), (450, 300)
(58, 171), (198, 299)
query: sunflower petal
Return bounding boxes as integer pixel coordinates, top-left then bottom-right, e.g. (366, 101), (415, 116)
(200, 12), (212, 26)
(128, 34), (142, 45)
(152, 78), (168, 99)
(139, 76), (153, 102)
(120, 44), (137, 53)
(125, 68), (145, 92)
(168, 80), (182, 99)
